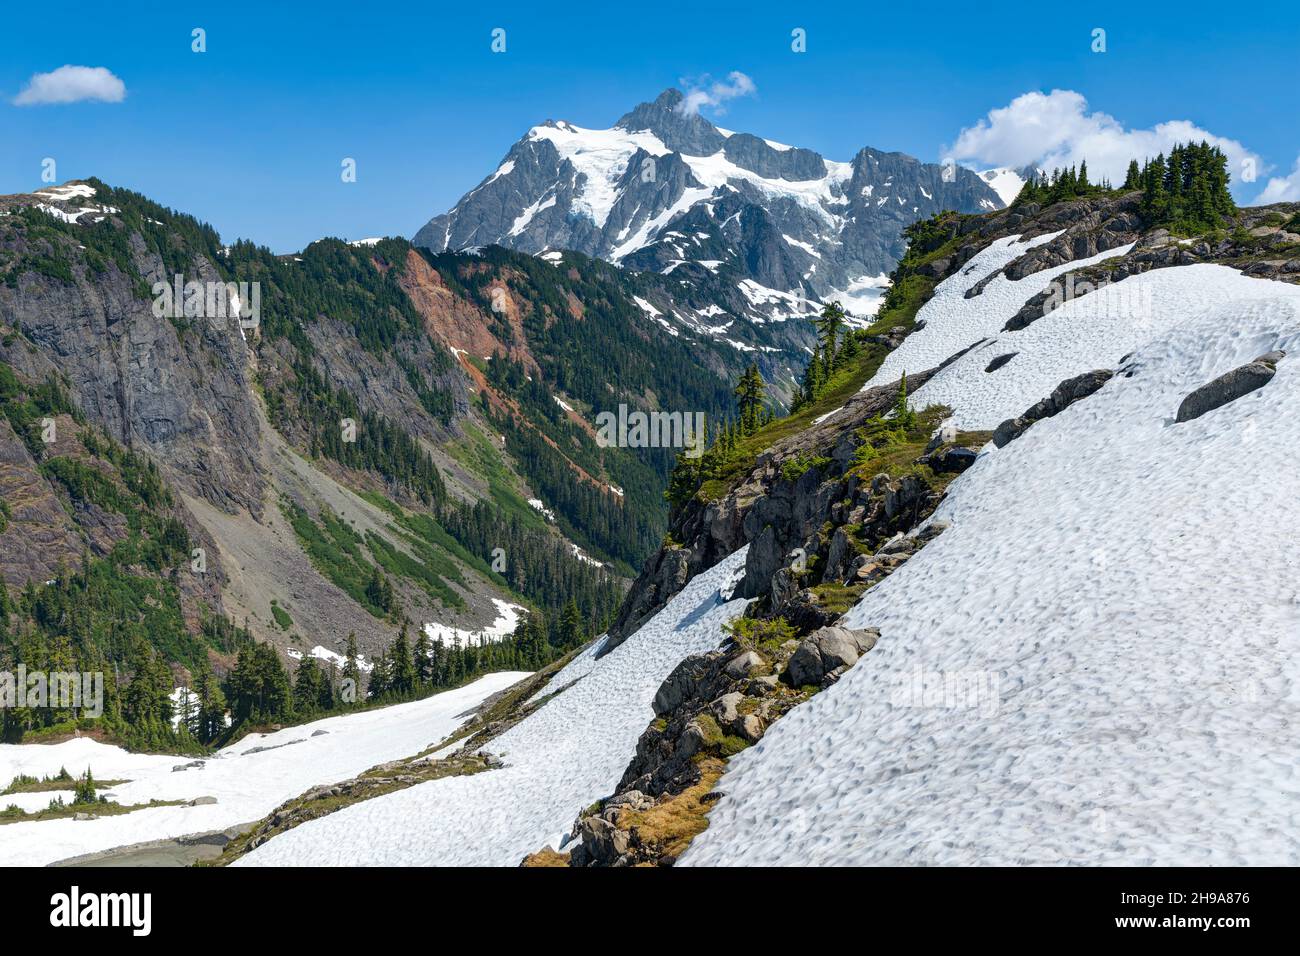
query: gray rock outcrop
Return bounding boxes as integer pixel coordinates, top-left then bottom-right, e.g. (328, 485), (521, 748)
(993, 369), (1115, 448)
(1175, 352), (1283, 423)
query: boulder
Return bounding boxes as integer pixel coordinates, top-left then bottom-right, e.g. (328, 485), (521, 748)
(605, 790), (654, 812)
(781, 588), (846, 631)
(723, 650), (765, 680)
(711, 692), (745, 725)
(878, 533), (913, 555)
(785, 626), (880, 686)
(653, 654), (714, 716)
(575, 814), (629, 866)
(993, 369), (1114, 447)
(1176, 355), (1281, 423)
(748, 674), (780, 694)
(737, 714), (765, 742)
(984, 352), (1018, 373)
(187, 795), (218, 806)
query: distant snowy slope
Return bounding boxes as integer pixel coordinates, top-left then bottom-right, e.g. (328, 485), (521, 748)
(236, 546), (752, 866)
(975, 167), (1027, 207)
(0, 672), (525, 867)
(684, 267), (1300, 866)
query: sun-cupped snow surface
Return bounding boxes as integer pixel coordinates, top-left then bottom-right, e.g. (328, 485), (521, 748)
(685, 271), (1300, 866)
(912, 264), (1297, 429)
(235, 546), (752, 866)
(0, 672), (524, 867)
(864, 231), (1128, 394)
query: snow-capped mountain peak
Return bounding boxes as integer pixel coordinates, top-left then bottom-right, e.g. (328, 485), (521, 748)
(413, 89), (1008, 328)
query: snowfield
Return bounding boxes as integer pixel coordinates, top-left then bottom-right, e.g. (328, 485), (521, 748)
(424, 598), (528, 647)
(0, 672), (525, 867)
(684, 261), (1300, 865)
(975, 167), (1028, 207)
(863, 230), (1132, 394)
(235, 546), (751, 866)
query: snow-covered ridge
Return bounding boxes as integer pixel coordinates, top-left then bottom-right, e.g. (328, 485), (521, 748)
(684, 249), (1300, 865)
(235, 546), (752, 866)
(27, 182), (120, 225)
(862, 230), (1131, 393)
(527, 122), (671, 229)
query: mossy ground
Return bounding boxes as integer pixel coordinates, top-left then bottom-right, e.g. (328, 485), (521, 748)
(617, 758), (726, 864)
(0, 797), (186, 826)
(3, 773), (129, 795)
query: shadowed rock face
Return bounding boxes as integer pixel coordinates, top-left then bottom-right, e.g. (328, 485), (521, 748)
(1175, 352), (1283, 424)
(0, 417), (84, 585)
(0, 232), (266, 517)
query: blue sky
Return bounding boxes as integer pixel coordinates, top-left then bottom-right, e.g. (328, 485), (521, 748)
(3, 0), (1297, 252)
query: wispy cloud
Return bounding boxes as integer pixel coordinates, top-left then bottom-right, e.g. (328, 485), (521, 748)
(676, 71), (756, 117)
(948, 90), (1263, 192)
(13, 65), (126, 106)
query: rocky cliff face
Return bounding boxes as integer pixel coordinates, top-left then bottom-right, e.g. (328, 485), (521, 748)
(605, 364), (971, 650)
(0, 218), (265, 518)
(0, 183), (602, 659)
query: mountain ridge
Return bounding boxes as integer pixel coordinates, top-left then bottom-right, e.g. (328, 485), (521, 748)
(413, 89), (1010, 344)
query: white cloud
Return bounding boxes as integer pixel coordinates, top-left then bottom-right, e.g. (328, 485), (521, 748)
(677, 71), (756, 117)
(948, 90), (1263, 193)
(1256, 155), (1300, 204)
(13, 65), (126, 106)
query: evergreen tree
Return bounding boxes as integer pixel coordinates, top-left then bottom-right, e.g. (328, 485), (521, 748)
(388, 626), (416, 696)
(814, 301), (847, 366)
(293, 655), (325, 716)
(733, 363), (767, 434)
(367, 648), (390, 701)
(227, 642), (292, 725)
(893, 372), (917, 430)
(558, 599), (585, 651)
(192, 658), (227, 744)
(1123, 159), (1142, 190)
(341, 633), (361, 706)
(413, 630), (432, 685)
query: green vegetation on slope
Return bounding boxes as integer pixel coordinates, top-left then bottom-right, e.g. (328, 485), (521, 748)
(665, 211), (967, 511)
